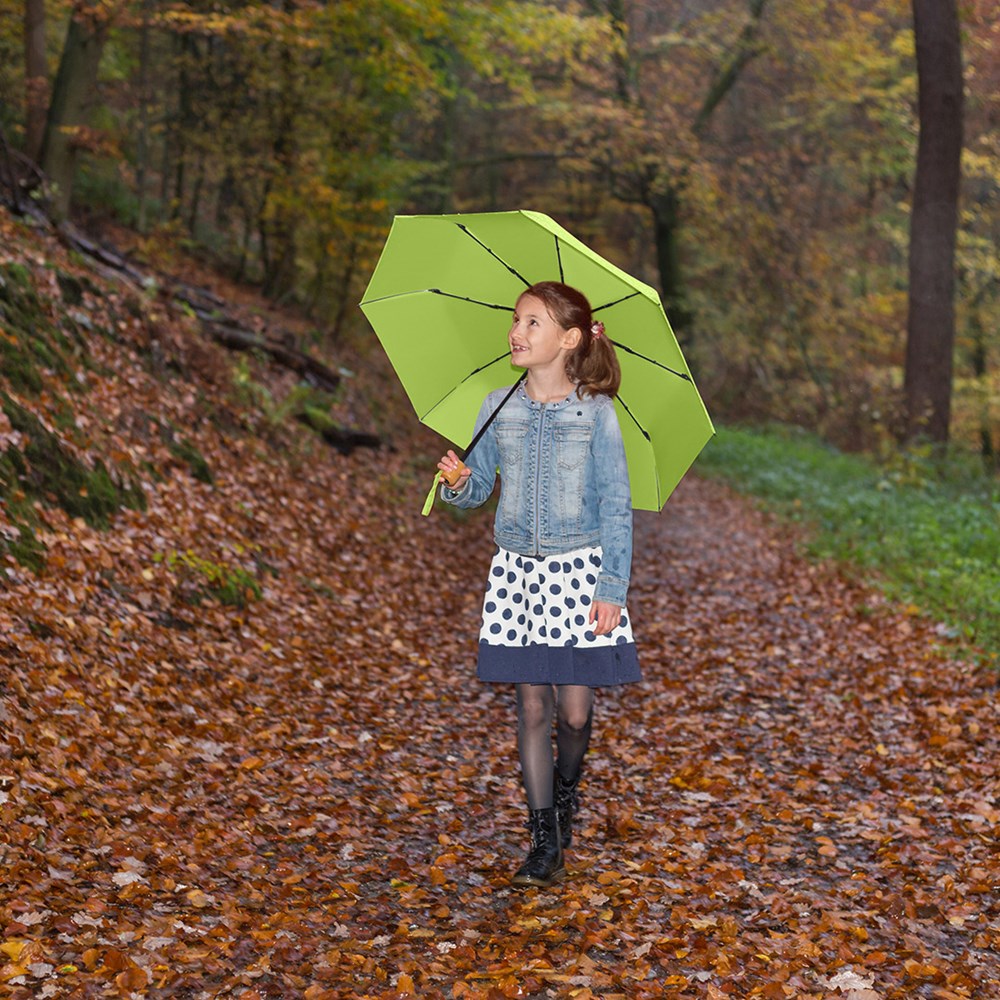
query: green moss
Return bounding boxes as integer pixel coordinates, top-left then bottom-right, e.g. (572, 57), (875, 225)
(1, 392), (145, 530)
(56, 271), (85, 306)
(0, 449), (46, 575)
(169, 437), (214, 484)
(0, 261), (80, 394)
(167, 549), (262, 608)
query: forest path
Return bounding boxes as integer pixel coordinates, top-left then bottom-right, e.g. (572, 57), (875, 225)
(2, 459), (997, 999)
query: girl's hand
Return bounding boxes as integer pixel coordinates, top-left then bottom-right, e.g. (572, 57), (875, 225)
(589, 600), (622, 637)
(437, 450), (471, 489)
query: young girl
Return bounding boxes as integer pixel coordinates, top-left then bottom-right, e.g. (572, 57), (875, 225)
(438, 280), (640, 888)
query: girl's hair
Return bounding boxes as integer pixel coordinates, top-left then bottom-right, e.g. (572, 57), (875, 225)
(519, 281), (621, 398)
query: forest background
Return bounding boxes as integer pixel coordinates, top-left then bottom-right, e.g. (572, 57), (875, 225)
(1, 0), (997, 459)
(0, 5), (999, 995)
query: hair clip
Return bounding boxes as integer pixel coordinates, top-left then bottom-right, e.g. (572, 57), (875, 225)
(591, 321), (605, 339)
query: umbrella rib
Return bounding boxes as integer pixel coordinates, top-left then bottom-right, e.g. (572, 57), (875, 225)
(616, 395), (663, 510)
(593, 291), (641, 312)
(610, 340), (692, 381)
(457, 224), (532, 287)
(429, 289), (513, 311)
(555, 236), (564, 282)
(616, 395), (651, 443)
(419, 351), (512, 421)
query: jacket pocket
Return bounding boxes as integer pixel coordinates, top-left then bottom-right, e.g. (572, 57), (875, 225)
(554, 424), (590, 471)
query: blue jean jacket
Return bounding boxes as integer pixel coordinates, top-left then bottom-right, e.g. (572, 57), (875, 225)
(442, 383), (633, 606)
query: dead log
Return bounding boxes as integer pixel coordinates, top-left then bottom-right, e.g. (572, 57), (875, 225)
(205, 320), (342, 395)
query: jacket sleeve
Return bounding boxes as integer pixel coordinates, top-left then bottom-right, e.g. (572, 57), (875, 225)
(591, 399), (633, 606)
(440, 393), (500, 509)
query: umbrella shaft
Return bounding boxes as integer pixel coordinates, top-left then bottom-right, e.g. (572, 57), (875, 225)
(460, 372), (527, 464)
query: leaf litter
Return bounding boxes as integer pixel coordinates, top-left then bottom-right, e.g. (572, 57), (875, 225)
(0, 212), (997, 999)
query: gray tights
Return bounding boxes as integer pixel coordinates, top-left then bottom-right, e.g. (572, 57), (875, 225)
(515, 683), (594, 810)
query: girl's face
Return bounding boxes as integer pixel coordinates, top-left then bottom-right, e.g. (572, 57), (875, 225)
(508, 294), (578, 371)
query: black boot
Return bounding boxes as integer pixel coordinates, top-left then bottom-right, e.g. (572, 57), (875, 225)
(511, 808), (564, 887)
(554, 771), (581, 849)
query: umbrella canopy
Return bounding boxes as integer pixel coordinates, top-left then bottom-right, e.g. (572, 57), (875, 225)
(359, 209), (714, 511)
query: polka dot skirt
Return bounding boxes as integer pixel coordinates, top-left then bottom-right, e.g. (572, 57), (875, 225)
(476, 546), (641, 688)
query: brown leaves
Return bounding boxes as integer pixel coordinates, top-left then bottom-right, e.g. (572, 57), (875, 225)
(1, 218), (998, 999)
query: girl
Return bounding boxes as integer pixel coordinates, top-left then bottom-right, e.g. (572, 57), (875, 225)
(438, 280), (640, 888)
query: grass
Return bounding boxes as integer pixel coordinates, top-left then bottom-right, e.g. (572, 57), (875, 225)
(695, 425), (1000, 660)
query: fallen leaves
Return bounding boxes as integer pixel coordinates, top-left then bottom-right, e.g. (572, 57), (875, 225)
(1, 219), (998, 999)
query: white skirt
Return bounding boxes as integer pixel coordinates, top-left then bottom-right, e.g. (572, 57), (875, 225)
(476, 545), (641, 687)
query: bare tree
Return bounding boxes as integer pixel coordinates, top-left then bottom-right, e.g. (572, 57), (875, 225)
(903, 0), (964, 444)
(23, 0), (47, 162)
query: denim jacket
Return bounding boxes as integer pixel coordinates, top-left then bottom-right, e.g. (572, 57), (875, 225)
(442, 383), (633, 606)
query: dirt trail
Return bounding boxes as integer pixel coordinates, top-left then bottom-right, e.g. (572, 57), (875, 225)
(3, 450), (997, 999)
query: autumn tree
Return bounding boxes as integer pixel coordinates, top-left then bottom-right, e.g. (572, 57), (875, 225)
(572, 0), (770, 339)
(903, 0), (964, 444)
(39, 0), (115, 219)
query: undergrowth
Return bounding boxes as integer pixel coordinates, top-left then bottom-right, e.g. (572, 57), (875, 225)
(696, 425), (1000, 660)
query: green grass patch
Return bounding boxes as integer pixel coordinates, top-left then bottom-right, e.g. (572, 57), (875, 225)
(696, 425), (1000, 658)
(162, 548), (263, 608)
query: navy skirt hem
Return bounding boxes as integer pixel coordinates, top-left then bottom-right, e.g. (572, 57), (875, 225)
(477, 640), (641, 688)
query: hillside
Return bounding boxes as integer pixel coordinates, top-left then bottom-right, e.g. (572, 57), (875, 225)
(1, 207), (997, 999)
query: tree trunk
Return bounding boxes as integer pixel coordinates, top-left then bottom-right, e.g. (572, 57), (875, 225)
(38, 1), (110, 219)
(134, 0), (153, 232)
(650, 188), (692, 337)
(23, 0), (48, 163)
(968, 300), (995, 467)
(903, 0), (964, 444)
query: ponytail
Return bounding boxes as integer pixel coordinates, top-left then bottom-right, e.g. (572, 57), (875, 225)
(566, 321), (621, 398)
(520, 281), (622, 398)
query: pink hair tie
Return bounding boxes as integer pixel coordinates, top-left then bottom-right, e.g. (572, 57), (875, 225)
(591, 321), (605, 339)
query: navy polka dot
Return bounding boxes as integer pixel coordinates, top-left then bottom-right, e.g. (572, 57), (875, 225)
(477, 545), (634, 667)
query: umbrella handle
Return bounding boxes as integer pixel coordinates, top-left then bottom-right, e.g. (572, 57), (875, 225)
(440, 462), (468, 488)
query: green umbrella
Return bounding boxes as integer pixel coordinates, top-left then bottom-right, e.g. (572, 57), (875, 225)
(359, 209), (714, 512)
